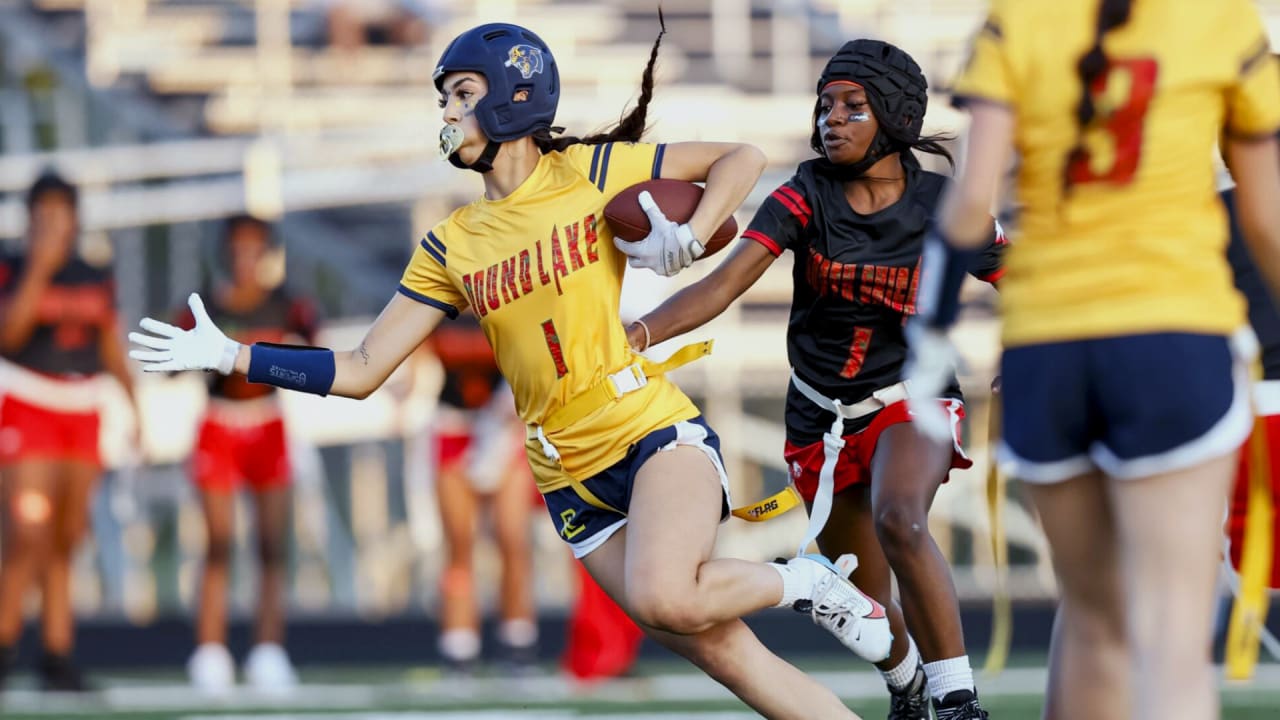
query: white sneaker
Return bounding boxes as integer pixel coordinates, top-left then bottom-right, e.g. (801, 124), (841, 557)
(243, 643), (298, 694)
(187, 643), (235, 695)
(790, 553), (893, 663)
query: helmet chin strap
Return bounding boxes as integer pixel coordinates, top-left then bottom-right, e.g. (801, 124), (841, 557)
(449, 140), (502, 173)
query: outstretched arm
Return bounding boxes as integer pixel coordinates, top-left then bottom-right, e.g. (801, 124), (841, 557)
(626, 238), (775, 350)
(133, 291), (446, 400)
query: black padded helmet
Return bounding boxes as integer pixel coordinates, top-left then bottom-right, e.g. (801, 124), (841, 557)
(811, 39), (929, 177)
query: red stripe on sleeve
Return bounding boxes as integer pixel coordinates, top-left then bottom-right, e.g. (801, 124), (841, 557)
(979, 267), (1005, 285)
(769, 189), (810, 228)
(742, 230), (784, 257)
(776, 185), (812, 217)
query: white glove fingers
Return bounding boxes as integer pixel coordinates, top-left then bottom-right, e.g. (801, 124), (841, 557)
(138, 317), (182, 338)
(636, 191), (669, 226)
(140, 359), (183, 373)
(129, 349), (172, 363)
(612, 235), (643, 256)
(128, 331), (172, 350)
(188, 293), (213, 326)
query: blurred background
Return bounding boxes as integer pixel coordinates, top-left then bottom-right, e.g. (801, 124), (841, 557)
(0, 0), (1278, 716)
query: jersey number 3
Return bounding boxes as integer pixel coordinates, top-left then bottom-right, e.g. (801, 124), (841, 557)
(1066, 57), (1159, 186)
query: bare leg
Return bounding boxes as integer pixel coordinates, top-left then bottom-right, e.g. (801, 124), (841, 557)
(622, 446), (785, 632)
(1024, 472), (1127, 720)
(250, 485), (290, 646)
(868, 423), (966, 662)
(1108, 453), (1236, 720)
(582, 524), (863, 720)
(436, 462), (480, 635)
(195, 489), (235, 646)
(0, 460), (59, 647)
(815, 485), (910, 672)
(40, 460), (96, 655)
(491, 459), (535, 627)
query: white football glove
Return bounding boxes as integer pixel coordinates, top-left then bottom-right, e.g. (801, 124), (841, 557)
(128, 293), (241, 375)
(612, 190), (705, 277)
(903, 322), (959, 444)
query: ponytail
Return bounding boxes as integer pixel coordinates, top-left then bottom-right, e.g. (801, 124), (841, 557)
(532, 10), (667, 152)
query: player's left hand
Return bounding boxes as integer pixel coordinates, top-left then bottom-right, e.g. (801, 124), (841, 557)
(903, 322), (958, 444)
(613, 190), (705, 277)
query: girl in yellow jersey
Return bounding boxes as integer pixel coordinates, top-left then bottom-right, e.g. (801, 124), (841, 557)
(906, 1), (1280, 719)
(128, 19), (892, 719)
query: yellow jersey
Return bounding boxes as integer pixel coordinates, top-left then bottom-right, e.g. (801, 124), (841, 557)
(953, 0), (1280, 347)
(399, 142), (700, 493)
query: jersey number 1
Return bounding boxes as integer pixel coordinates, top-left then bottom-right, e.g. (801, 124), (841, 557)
(1065, 57), (1159, 186)
(541, 319), (569, 378)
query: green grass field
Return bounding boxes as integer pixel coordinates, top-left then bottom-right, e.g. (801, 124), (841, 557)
(1, 660), (1278, 719)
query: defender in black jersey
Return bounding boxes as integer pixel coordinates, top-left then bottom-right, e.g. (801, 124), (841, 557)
(631, 41), (1003, 719)
(0, 171), (139, 691)
(177, 215), (316, 694)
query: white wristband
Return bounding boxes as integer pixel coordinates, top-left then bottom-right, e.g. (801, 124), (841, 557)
(218, 340), (242, 375)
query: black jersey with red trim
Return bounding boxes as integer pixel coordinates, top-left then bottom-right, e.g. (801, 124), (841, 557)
(429, 313), (503, 411)
(0, 251), (115, 376)
(742, 160), (1006, 445)
(1222, 188), (1280, 379)
(178, 287), (318, 400)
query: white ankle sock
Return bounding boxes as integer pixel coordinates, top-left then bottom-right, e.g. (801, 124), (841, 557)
(768, 560), (809, 608)
(880, 637), (921, 691)
(923, 655), (974, 701)
(438, 629), (481, 662)
(497, 618), (538, 648)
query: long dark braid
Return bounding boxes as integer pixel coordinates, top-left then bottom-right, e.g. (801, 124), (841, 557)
(532, 9), (666, 152)
(1064, 0), (1135, 192)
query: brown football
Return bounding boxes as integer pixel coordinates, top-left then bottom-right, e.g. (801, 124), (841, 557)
(604, 179), (739, 259)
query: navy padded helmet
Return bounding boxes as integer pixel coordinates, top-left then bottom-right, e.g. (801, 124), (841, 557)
(433, 23), (560, 143)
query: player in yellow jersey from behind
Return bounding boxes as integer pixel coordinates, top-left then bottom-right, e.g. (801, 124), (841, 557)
(906, 1), (1280, 719)
(129, 18), (891, 719)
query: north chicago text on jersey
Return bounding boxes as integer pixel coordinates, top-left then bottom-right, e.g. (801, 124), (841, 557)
(805, 248), (922, 315)
(458, 213), (601, 316)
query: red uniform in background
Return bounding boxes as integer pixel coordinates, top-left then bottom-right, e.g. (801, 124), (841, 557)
(179, 289), (317, 493)
(0, 251), (115, 467)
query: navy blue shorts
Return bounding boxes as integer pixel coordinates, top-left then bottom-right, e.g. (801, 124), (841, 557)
(998, 332), (1252, 483)
(542, 416), (731, 558)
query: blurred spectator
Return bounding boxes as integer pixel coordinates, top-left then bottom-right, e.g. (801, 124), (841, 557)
(424, 314), (539, 674)
(0, 170), (139, 692)
(175, 215), (318, 695)
(319, 0), (447, 51)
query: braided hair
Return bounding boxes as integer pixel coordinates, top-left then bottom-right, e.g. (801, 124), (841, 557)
(1063, 0), (1135, 192)
(532, 10), (667, 152)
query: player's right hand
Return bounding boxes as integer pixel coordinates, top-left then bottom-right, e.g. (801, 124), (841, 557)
(128, 293), (241, 375)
